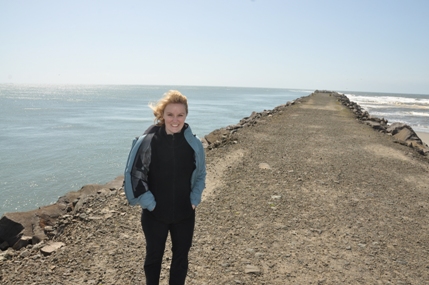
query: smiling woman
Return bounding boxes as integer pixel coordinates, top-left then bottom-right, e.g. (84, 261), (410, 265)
(125, 89), (206, 285)
(163, 103), (187, 134)
(149, 90), (189, 134)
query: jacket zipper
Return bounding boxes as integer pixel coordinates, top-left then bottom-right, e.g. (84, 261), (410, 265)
(172, 133), (176, 222)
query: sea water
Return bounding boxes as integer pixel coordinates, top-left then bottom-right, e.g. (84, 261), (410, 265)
(0, 85), (310, 216)
(1, 85), (428, 216)
(344, 91), (429, 133)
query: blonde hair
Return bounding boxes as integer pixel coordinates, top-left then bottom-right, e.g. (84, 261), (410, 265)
(149, 90), (188, 125)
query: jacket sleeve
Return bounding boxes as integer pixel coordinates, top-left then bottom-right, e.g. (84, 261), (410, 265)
(134, 191), (156, 211)
(127, 134), (157, 211)
(127, 170), (157, 211)
(190, 140), (206, 207)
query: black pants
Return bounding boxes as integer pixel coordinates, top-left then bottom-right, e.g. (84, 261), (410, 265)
(141, 211), (195, 285)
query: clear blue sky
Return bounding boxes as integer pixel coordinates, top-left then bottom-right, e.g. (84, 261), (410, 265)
(1, 0), (428, 94)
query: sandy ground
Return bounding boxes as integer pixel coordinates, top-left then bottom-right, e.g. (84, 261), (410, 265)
(416, 131), (429, 147)
(1, 92), (429, 284)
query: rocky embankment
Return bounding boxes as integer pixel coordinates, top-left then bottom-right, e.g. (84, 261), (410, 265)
(335, 93), (428, 156)
(203, 91), (428, 156)
(1, 91), (429, 284)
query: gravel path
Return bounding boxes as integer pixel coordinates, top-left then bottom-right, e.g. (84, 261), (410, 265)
(1, 92), (428, 284)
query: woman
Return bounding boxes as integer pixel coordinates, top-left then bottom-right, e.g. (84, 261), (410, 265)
(125, 90), (206, 285)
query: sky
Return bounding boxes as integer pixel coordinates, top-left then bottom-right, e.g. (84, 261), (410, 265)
(1, 0), (428, 94)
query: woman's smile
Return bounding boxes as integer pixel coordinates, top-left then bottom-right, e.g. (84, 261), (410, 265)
(163, 103), (187, 134)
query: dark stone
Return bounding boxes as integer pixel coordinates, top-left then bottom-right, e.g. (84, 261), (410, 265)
(386, 122), (409, 135)
(12, 235), (32, 250)
(0, 215), (24, 247)
(0, 241), (9, 251)
(363, 121), (386, 131)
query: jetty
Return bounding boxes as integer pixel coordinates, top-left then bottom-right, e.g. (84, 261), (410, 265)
(1, 91), (428, 284)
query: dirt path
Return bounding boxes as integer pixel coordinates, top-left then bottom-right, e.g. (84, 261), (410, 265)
(194, 92), (429, 284)
(1, 92), (428, 284)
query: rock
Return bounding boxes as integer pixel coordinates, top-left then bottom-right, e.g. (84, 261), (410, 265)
(258, 163), (271, 169)
(245, 265), (261, 274)
(40, 242), (65, 256)
(363, 120), (386, 131)
(386, 122), (409, 135)
(385, 123), (429, 154)
(31, 235), (46, 245)
(204, 128), (228, 145)
(44, 226), (54, 232)
(226, 124), (242, 130)
(396, 259), (408, 265)
(19, 250), (30, 258)
(255, 252), (265, 258)
(12, 235), (32, 250)
(0, 240), (9, 250)
(0, 249), (15, 261)
(393, 127), (422, 143)
(201, 137), (209, 148)
(0, 215), (24, 247)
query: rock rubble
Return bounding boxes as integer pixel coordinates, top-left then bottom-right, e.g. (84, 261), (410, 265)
(335, 91), (429, 156)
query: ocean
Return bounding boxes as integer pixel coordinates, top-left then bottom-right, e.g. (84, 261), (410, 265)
(1, 85), (428, 217)
(344, 91), (429, 133)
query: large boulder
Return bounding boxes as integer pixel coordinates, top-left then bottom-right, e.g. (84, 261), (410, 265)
(204, 128), (229, 146)
(0, 215), (24, 249)
(387, 123), (423, 144)
(386, 123), (411, 135)
(386, 123), (428, 155)
(394, 127), (421, 143)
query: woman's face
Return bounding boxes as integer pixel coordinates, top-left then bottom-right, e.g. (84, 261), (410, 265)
(163, 103), (187, 134)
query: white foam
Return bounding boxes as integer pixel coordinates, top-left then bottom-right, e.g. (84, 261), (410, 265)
(409, 111), (429, 117)
(346, 94), (429, 106)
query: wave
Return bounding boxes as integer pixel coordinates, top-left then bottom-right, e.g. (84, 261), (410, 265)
(346, 94), (429, 106)
(371, 110), (429, 118)
(363, 104), (429, 111)
(409, 111), (429, 117)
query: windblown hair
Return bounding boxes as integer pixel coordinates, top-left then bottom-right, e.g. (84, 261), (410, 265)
(149, 90), (188, 125)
